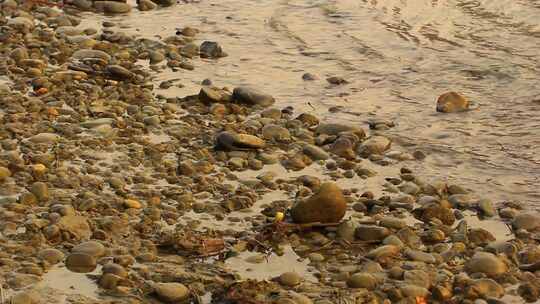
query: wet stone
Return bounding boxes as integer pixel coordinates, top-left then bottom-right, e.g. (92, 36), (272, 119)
(65, 253), (97, 273)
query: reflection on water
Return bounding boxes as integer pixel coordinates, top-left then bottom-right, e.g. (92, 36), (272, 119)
(76, 0), (539, 208)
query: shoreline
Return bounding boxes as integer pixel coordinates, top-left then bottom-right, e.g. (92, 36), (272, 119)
(0, 1), (539, 304)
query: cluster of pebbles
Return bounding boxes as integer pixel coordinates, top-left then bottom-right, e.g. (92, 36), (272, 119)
(0, 1), (539, 304)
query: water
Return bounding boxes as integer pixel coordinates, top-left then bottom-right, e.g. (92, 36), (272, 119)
(79, 0), (540, 207)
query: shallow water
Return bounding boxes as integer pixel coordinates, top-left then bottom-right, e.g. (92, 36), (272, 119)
(77, 0), (540, 208)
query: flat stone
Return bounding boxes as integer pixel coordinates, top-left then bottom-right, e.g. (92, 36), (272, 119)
(233, 87), (275, 107)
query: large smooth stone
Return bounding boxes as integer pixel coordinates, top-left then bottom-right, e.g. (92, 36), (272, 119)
(465, 252), (508, 276)
(232, 87), (275, 107)
(291, 182), (347, 224)
(65, 253), (97, 273)
(436, 91), (469, 113)
(154, 283), (190, 303)
(512, 213), (540, 231)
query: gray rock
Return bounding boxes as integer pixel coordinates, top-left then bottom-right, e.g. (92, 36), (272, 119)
(233, 87), (275, 107)
(200, 41), (226, 58)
